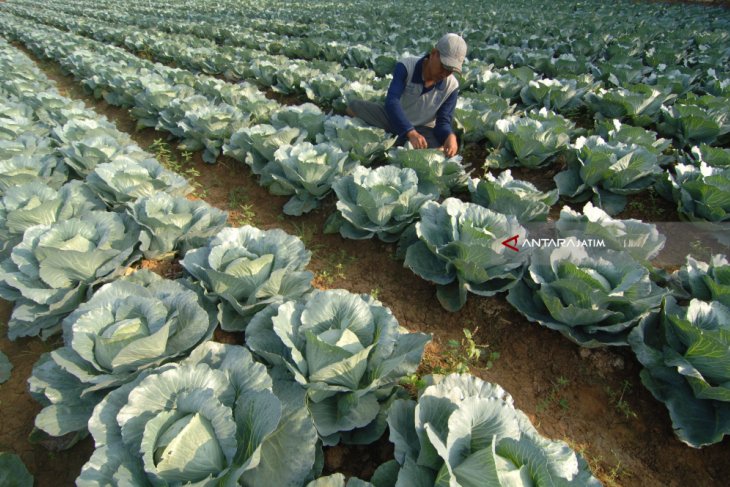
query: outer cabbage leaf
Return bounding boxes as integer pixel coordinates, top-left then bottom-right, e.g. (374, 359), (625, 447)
(0, 351), (11, 384)
(307, 473), (373, 487)
(690, 144), (730, 169)
(0, 452), (33, 487)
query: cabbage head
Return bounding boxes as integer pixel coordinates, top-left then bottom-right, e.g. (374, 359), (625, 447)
(317, 115), (396, 165)
(454, 93), (514, 143)
(555, 202), (666, 263)
(0, 180), (105, 258)
(0, 154), (68, 196)
(555, 135), (663, 215)
(404, 198), (528, 312)
(173, 97), (249, 163)
(595, 119), (672, 166)
(57, 131), (135, 178)
(657, 102), (724, 148)
(327, 165), (435, 242)
(484, 109), (573, 169)
(629, 297), (730, 447)
(77, 342), (320, 486)
(268, 141), (353, 216)
(269, 103), (327, 142)
(670, 254), (730, 307)
(128, 193), (228, 260)
(0, 211), (143, 339)
(519, 78), (587, 113)
(468, 171), (558, 224)
(656, 163), (730, 223)
(223, 124), (304, 179)
(387, 148), (470, 198)
(584, 84), (675, 127)
(507, 244), (666, 346)
(86, 157), (192, 208)
(374, 374), (600, 486)
(28, 270), (217, 445)
(246, 289), (430, 446)
(181, 226), (313, 331)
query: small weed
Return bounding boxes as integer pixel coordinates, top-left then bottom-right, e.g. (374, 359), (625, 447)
(689, 238), (713, 261)
(536, 375), (570, 413)
(433, 327), (496, 375)
(149, 139), (204, 197)
(316, 249), (356, 286)
(564, 441), (627, 487)
(400, 373), (427, 390)
(291, 221), (321, 252)
(606, 379), (637, 420)
(370, 288), (381, 300)
(625, 188), (666, 219)
(227, 188), (256, 226)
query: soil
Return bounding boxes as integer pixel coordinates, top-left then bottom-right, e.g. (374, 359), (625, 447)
(1, 43), (729, 487)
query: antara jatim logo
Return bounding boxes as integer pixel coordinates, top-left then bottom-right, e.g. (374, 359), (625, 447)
(501, 235), (519, 252)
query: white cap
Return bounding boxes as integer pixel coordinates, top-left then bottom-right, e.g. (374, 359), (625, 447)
(436, 33), (467, 73)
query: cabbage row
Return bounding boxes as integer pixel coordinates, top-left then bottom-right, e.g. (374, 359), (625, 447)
(16, 0), (724, 229)
(5, 2), (729, 227)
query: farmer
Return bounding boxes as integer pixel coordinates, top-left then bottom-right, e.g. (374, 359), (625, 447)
(346, 33), (467, 157)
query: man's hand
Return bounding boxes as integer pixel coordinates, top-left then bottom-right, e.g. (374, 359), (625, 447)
(442, 133), (458, 158)
(407, 129), (428, 149)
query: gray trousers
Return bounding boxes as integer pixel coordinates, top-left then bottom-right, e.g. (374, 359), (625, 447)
(348, 99), (440, 148)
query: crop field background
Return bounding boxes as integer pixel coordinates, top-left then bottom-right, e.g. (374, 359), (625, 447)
(1, 0), (730, 486)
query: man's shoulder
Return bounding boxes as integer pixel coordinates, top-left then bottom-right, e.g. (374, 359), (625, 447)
(444, 75), (459, 93)
(397, 55), (421, 68)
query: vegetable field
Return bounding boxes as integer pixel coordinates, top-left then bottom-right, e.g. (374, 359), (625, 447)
(1, 0), (730, 485)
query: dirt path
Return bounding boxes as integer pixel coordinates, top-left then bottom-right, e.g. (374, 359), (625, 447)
(0, 45), (729, 487)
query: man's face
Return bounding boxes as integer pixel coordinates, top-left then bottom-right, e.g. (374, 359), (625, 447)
(427, 49), (455, 83)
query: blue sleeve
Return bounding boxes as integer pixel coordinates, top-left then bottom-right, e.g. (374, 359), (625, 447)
(384, 63), (414, 137)
(433, 89), (458, 145)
